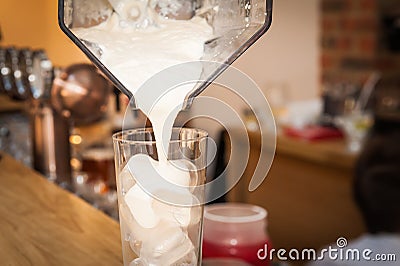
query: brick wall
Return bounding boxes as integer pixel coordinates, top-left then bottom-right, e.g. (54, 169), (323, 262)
(320, 0), (400, 114)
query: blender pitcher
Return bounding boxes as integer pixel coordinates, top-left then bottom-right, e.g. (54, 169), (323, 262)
(57, 0), (272, 108)
(58, 1), (273, 265)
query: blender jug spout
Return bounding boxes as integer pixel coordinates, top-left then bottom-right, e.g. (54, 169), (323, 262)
(58, 0), (273, 110)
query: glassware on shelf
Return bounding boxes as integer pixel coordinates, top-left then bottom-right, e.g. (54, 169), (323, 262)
(336, 111), (373, 153)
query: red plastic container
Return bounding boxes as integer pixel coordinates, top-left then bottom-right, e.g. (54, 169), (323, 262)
(202, 203), (270, 266)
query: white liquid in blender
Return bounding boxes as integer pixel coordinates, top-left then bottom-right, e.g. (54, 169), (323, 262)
(74, 8), (212, 266)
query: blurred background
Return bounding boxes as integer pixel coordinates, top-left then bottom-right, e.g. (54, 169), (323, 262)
(1, 0), (399, 265)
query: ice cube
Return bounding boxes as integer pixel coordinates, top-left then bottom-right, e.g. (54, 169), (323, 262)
(168, 159), (202, 195)
(140, 224), (194, 265)
(187, 221), (202, 253)
(108, 0), (153, 28)
(128, 155), (197, 189)
(126, 154), (196, 205)
(119, 204), (143, 258)
(157, 160), (191, 187)
(129, 258), (146, 266)
(119, 202), (150, 242)
(171, 249), (197, 266)
(152, 193), (201, 227)
(120, 165), (136, 194)
(189, 198), (201, 225)
(124, 184), (159, 228)
(129, 239), (142, 256)
(152, 199), (191, 227)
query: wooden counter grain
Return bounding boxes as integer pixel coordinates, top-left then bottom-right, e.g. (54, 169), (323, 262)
(0, 94), (25, 113)
(0, 152), (123, 266)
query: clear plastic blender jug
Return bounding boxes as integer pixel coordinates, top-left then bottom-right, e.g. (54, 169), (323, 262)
(58, 0), (272, 107)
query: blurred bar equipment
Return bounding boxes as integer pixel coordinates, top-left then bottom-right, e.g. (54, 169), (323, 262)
(29, 51), (72, 187)
(330, 73), (380, 153)
(0, 47), (73, 187)
(51, 63), (113, 192)
(1, 46), (113, 190)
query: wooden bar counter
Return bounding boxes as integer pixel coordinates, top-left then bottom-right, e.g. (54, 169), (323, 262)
(0, 94), (25, 113)
(0, 152), (123, 265)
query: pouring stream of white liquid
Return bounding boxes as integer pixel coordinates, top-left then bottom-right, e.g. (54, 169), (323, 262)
(74, 13), (212, 162)
(74, 8), (213, 265)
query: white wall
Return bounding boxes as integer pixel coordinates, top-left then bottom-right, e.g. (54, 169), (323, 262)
(190, 0), (321, 131)
(234, 0), (321, 101)
(186, 0), (321, 178)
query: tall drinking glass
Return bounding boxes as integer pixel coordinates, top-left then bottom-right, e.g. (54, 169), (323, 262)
(113, 128), (208, 266)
